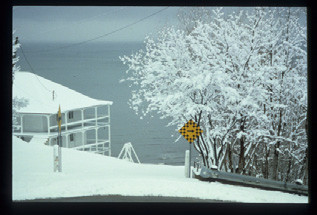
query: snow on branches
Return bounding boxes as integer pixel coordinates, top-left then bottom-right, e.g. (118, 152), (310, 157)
(12, 32), (28, 131)
(120, 7), (307, 184)
(12, 31), (21, 80)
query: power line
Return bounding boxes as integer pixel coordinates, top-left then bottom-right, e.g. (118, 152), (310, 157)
(13, 82), (57, 110)
(24, 7), (169, 53)
(19, 45), (53, 93)
(17, 7), (169, 97)
(17, 7), (127, 41)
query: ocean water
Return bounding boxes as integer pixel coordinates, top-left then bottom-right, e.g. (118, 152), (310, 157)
(17, 41), (200, 165)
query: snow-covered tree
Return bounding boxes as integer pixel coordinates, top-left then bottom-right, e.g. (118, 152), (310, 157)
(12, 32), (28, 131)
(120, 7), (307, 183)
(177, 7), (212, 35)
(273, 8), (307, 183)
(120, 8), (267, 170)
(246, 7), (308, 182)
(12, 32), (20, 80)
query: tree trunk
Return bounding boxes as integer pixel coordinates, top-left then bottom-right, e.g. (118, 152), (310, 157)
(263, 146), (270, 179)
(272, 141), (280, 180)
(237, 117), (246, 174)
(303, 118), (308, 185)
(272, 109), (283, 180)
(213, 138), (219, 167)
(303, 161), (308, 186)
(227, 144), (234, 173)
(285, 157), (292, 182)
(200, 136), (210, 168)
(195, 138), (207, 167)
(249, 154), (257, 176)
(300, 147), (308, 185)
(237, 137), (245, 174)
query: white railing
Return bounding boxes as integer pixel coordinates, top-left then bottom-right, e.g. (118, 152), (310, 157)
(74, 140), (110, 154)
(49, 115), (109, 130)
(16, 105), (111, 156)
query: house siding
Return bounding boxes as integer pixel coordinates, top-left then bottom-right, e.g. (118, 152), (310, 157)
(68, 132), (84, 147)
(23, 115), (48, 132)
(67, 110), (82, 124)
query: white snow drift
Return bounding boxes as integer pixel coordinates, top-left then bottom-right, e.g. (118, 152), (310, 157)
(12, 136), (308, 203)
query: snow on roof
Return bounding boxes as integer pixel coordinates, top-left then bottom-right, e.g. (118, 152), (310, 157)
(13, 71), (113, 114)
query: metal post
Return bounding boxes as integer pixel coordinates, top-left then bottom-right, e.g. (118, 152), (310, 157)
(58, 132), (62, 172)
(185, 150), (189, 177)
(55, 105), (62, 173)
(189, 142), (192, 178)
(54, 144), (58, 172)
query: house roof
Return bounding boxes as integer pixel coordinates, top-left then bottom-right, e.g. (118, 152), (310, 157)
(13, 71), (113, 114)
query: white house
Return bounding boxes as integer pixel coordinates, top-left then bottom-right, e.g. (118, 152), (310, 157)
(12, 71), (113, 156)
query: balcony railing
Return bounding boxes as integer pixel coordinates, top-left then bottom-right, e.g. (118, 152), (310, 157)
(74, 140), (110, 155)
(50, 115), (109, 130)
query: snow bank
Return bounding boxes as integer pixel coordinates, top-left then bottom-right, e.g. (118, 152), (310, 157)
(12, 136), (308, 203)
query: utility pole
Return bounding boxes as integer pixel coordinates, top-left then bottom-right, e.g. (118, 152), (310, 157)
(54, 105), (62, 172)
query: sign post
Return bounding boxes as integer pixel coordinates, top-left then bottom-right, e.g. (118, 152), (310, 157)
(54, 105), (62, 172)
(189, 142), (191, 177)
(179, 119), (203, 178)
(184, 149), (190, 177)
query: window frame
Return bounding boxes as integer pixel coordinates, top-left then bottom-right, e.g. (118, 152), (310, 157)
(68, 111), (74, 119)
(70, 133), (74, 142)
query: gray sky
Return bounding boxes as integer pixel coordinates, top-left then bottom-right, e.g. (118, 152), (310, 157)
(13, 6), (180, 43)
(13, 6), (306, 43)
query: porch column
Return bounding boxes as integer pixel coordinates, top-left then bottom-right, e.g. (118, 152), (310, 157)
(95, 106), (98, 126)
(95, 107), (98, 146)
(81, 109), (84, 128)
(95, 128), (98, 144)
(65, 111), (68, 131)
(81, 131), (85, 147)
(47, 115), (50, 135)
(20, 114), (24, 134)
(108, 105), (111, 156)
(66, 134), (69, 148)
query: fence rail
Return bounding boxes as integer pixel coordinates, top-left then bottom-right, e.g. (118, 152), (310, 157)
(193, 166), (308, 196)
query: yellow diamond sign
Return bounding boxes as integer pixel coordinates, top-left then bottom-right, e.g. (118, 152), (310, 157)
(179, 119), (203, 143)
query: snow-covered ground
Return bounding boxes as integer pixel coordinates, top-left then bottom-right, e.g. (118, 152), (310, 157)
(12, 136), (308, 203)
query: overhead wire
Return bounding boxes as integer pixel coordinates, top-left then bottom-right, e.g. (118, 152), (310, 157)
(13, 82), (57, 110)
(19, 7), (127, 42)
(19, 45), (53, 93)
(24, 7), (169, 53)
(17, 6), (169, 95)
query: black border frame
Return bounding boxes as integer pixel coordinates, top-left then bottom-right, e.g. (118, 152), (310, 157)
(2, 0), (315, 214)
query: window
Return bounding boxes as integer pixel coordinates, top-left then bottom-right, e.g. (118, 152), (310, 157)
(70, 134), (74, 142)
(68, 111), (74, 119)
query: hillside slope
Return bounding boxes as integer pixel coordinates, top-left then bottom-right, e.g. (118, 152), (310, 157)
(12, 136), (308, 203)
